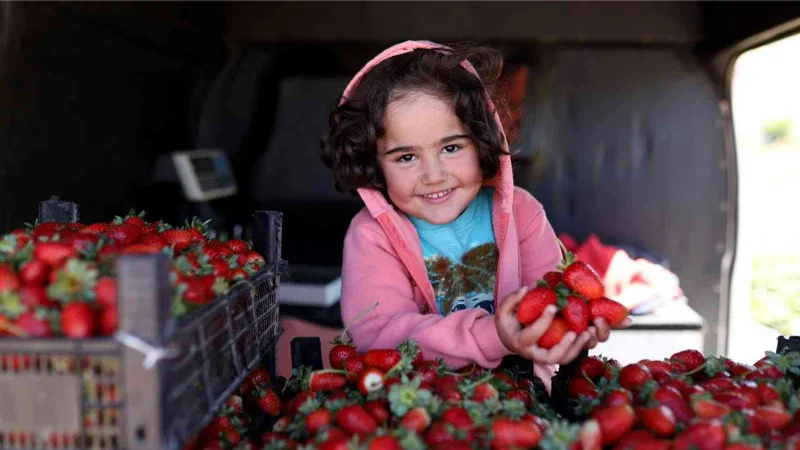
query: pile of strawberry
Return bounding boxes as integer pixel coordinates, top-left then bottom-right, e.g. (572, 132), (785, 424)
(0, 210), (266, 338)
(560, 348), (800, 449)
(517, 242), (629, 349)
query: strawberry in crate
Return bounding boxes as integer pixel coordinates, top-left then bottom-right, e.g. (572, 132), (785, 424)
(558, 348), (800, 448)
(0, 209), (268, 338)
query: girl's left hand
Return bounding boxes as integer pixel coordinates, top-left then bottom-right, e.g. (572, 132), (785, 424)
(585, 316), (633, 349)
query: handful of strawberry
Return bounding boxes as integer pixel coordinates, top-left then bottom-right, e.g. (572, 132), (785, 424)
(0, 210), (267, 338)
(560, 348), (800, 449)
(517, 240), (629, 349)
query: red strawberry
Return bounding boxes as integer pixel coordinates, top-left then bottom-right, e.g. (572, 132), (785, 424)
(577, 357), (607, 382)
(209, 259), (231, 278)
(107, 224), (142, 246)
(306, 408), (331, 435)
(670, 349), (705, 373)
(640, 405), (676, 437)
(619, 364), (653, 391)
(640, 360), (673, 380)
(123, 216), (146, 228)
(439, 407), (472, 431)
(160, 230), (194, 253)
(362, 400), (390, 425)
(308, 370), (348, 392)
(590, 404), (635, 446)
(537, 317), (569, 349)
(588, 297), (628, 326)
(357, 368), (384, 396)
(701, 376), (737, 393)
(507, 388), (533, 408)
(672, 419), (726, 450)
(329, 340), (358, 370)
(400, 407), (431, 433)
(754, 405), (792, 430)
(255, 386), (282, 416)
(615, 430), (667, 450)
(652, 386), (693, 425)
(471, 382), (499, 402)
(542, 271), (563, 289)
(238, 252), (266, 270)
(562, 295), (590, 333)
(660, 377), (698, 401)
(226, 239), (250, 253)
(14, 311), (53, 337)
(98, 306), (118, 336)
(285, 390), (315, 416)
(363, 349), (401, 372)
(757, 383), (782, 406)
(139, 232), (167, 247)
(19, 285), (58, 309)
(19, 260), (50, 286)
(368, 435), (402, 450)
(517, 286), (557, 325)
(562, 260), (604, 300)
(713, 390), (751, 409)
(692, 395), (731, 418)
(336, 404), (377, 436)
(604, 388), (633, 407)
(736, 383), (762, 408)
(229, 268), (248, 281)
(94, 277), (117, 309)
(490, 418), (542, 449)
(33, 242), (77, 267)
(81, 223), (111, 235)
(61, 302), (96, 338)
(567, 377), (599, 399)
(182, 279), (213, 305)
(68, 233), (100, 252)
(243, 367), (271, 392)
(344, 354), (365, 378)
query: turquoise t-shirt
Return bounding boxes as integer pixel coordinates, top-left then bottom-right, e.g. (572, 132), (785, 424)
(408, 187), (499, 316)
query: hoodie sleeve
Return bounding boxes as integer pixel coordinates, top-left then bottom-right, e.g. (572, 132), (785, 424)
(340, 223), (512, 370)
(514, 187), (563, 287)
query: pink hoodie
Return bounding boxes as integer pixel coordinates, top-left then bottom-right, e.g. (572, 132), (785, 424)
(339, 40), (562, 385)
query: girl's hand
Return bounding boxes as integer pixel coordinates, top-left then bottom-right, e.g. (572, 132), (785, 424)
(495, 286), (593, 365)
(585, 316), (633, 349)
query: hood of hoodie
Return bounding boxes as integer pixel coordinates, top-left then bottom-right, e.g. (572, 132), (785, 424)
(340, 40), (515, 220)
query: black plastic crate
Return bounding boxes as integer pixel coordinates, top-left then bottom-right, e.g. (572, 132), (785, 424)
(0, 198), (286, 450)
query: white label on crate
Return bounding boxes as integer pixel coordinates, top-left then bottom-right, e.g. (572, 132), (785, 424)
(0, 373), (80, 431)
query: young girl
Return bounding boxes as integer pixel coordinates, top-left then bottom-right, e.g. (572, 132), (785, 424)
(322, 40), (624, 387)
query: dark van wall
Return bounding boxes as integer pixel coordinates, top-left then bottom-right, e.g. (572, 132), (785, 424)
(0, 2), (224, 230)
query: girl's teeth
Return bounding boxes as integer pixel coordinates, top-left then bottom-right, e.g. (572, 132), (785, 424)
(425, 189), (451, 199)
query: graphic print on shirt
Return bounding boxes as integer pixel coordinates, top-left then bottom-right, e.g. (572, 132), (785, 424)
(426, 242), (499, 315)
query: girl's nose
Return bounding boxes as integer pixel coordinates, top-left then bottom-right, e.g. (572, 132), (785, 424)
(421, 160), (447, 184)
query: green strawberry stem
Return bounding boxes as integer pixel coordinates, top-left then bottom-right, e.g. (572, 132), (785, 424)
(556, 237), (576, 268)
(459, 372), (495, 392)
(335, 301), (379, 345)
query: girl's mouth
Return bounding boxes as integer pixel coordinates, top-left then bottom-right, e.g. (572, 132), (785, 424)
(421, 188), (454, 203)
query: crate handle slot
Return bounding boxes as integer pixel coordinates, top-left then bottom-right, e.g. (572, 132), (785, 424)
(116, 331), (181, 369)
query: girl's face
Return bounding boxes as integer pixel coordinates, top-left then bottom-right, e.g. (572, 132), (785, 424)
(377, 91), (483, 225)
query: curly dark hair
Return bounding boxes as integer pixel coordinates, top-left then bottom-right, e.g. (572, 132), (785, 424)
(320, 44), (512, 194)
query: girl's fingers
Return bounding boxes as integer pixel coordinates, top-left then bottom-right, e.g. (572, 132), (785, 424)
(519, 305), (557, 346)
(561, 331), (592, 363)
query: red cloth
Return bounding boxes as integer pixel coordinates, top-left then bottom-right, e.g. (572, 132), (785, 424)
(557, 233), (683, 309)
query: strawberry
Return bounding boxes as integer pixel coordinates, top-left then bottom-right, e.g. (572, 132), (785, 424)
(661, 377), (698, 401)
(670, 349), (706, 373)
(507, 388), (533, 408)
(98, 306), (118, 336)
(254, 386), (282, 416)
(284, 390), (315, 416)
(33, 242), (77, 267)
(491, 418), (542, 449)
(652, 386), (693, 425)
(336, 404), (377, 436)
(140, 232), (167, 247)
(440, 406), (473, 430)
(344, 354), (365, 378)
(61, 302), (96, 338)
(14, 311), (53, 337)
(470, 381), (499, 402)
(604, 388), (633, 407)
(363, 349), (402, 372)
(577, 356), (607, 382)
(615, 430), (669, 450)
(587, 297), (629, 326)
(94, 277), (117, 309)
(560, 252), (604, 300)
(308, 370), (349, 392)
(692, 395), (731, 418)
(0, 264), (22, 294)
(701, 376), (737, 393)
(562, 295), (590, 333)
(516, 286), (557, 326)
(107, 224), (142, 247)
(713, 391), (751, 409)
(672, 419), (726, 450)
(229, 268), (248, 281)
(226, 239), (250, 253)
(306, 408), (332, 435)
(238, 252), (266, 270)
(639, 360), (673, 380)
(757, 383), (782, 406)
(123, 216), (146, 228)
(357, 368), (385, 396)
(640, 405), (676, 437)
(362, 400), (390, 425)
(754, 405), (792, 430)
(160, 230), (194, 253)
(182, 278), (213, 305)
(19, 260), (50, 286)
(567, 377), (599, 399)
(245, 367), (272, 390)
(81, 223), (110, 234)
(542, 271), (563, 289)
(368, 435), (402, 450)
(329, 336), (358, 370)
(590, 404), (635, 445)
(736, 383), (762, 408)
(619, 363), (653, 392)
(19, 285), (58, 309)
(400, 406), (431, 433)
(537, 317), (569, 349)
(68, 233), (100, 252)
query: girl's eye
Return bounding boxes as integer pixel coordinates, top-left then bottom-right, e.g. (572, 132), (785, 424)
(443, 144), (461, 154)
(397, 154), (416, 163)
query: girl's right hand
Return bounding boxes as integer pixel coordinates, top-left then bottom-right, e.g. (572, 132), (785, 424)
(495, 286), (593, 365)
